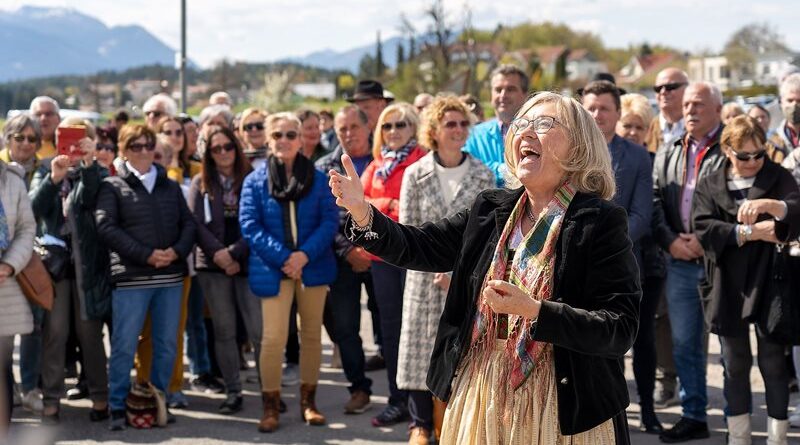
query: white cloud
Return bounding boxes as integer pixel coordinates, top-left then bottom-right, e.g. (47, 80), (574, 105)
(1, 0), (799, 68)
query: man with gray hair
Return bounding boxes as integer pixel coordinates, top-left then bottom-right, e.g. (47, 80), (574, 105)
(142, 93), (177, 130)
(770, 73), (800, 162)
(652, 81), (725, 443)
(209, 91), (232, 108)
(29, 96), (61, 158)
(463, 64), (529, 186)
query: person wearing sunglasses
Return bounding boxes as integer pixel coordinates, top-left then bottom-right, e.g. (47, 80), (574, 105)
(653, 82), (726, 442)
(238, 108), (269, 170)
(188, 126), (260, 415)
(142, 94), (177, 131)
(645, 68), (689, 154)
(360, 103), (426, 429)
(94, 127), (118, 176)
(1, 114), (44, 185)
(156, 116), (201, 185)
(330, 91), (639, 444)
(95, 123), (196, 431)
(396, 96), (494, 444)
(296, 109), (330, 162)
(240, 112), (338, 433)
(29, 118), (110, 425)
(693, 115), (800, 445)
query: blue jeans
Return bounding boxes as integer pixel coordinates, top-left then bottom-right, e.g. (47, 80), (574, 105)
(108, 285), (183, 411)
(185, 277), (210, 376)
(328, 259), (373, 395)
(19, 304), (45, 392)
(665, 258), (707, 422)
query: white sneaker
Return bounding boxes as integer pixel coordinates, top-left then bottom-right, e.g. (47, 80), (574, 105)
(789, 403), (800, 428)
(281, 363), (299, 386)
(21, 388), (43, 413)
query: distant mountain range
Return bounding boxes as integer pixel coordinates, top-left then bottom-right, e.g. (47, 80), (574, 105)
(0, 6), (428, 83)
(0, 6), (178, 82)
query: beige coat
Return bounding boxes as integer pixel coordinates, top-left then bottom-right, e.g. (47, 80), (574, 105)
(0, 161), (35, 337)
(396, 152), (494, 390)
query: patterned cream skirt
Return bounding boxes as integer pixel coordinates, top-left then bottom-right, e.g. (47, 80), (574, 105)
(439, 340), (616, 445)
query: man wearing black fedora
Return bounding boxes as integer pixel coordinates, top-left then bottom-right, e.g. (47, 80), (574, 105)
(347, 80), (394, 134)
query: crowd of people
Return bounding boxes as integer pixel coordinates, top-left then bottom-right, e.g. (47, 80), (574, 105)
(0, 63), (799, 445)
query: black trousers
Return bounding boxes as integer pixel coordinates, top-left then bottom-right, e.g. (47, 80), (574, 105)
(632, 275), (665, 410)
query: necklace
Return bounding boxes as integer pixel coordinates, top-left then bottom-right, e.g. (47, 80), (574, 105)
(525, 203), (537, 224)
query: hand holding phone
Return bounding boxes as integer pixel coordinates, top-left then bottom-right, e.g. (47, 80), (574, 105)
(56, 126), (87, 158)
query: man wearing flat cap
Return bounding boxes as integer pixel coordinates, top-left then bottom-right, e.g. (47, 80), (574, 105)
(347, 80), (393, 134)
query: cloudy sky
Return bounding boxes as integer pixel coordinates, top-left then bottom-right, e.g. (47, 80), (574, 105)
(3, 0), (798, 68)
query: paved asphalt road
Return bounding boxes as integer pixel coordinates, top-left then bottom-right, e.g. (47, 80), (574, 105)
(7, 296), (800, 444)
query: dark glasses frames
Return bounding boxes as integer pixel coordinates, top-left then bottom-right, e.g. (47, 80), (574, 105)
(209, 143), (237, 154)
(145, 110), (164, 118)
(127, 142), (156, 153)
(243, 122), (265, 132)
(11, 134), (37, 143)
(730, 148), (766, 161)
(381, 121), (408, 131)
(96, 143), (116, 152)
(442, 120), (470, 129)
(271, 131), (299, 140)
(653, 82), (687, 94)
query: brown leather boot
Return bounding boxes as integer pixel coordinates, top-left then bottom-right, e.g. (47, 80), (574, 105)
(258, 391), (280, 433)
(299, 383), (326, 426)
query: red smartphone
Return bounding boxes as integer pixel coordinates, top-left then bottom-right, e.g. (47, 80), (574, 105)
(56, 126), (86, 158)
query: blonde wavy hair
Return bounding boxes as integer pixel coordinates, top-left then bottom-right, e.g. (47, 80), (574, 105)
(418, 95), (474, 151)
(620, 93), (654, 128)
(503, 92), (615, 200)
(371, 103), (420, 159)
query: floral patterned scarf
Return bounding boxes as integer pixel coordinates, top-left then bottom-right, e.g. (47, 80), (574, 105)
(470, 181), (576, 390)
(374, 139), (417, 182)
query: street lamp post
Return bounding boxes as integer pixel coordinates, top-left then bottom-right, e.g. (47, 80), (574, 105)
(179, 0), (187, 113)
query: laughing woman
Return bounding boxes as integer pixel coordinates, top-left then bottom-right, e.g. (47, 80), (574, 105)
(329, 92), (639, 444)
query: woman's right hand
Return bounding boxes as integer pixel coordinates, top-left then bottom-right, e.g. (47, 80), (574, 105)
(751, 219), (779, 243)
(50, 155), (71, 184)
(329, 154), (369, 222)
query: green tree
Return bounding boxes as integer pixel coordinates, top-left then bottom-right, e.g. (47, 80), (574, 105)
(359, 54), (377, 79)
(724, 23), (788, 77)
(396, 44), (406, 68)
(375, 31), (386, 78)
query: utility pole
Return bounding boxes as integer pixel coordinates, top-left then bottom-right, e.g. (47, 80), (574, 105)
(179, 0), (187, 113)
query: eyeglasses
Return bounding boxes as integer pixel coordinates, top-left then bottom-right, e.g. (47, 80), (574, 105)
(11, 134), (37, 143)
(510, 116), (560, 135)
(127, 142), (156, 152)
(653, 82), (687, 94)
(271, 131), (298, 141)
(729, 148), (766, 161)
(35, 111), (57, 119)
(209, 143), (237, 154)
(145, 110), (164, 118)
(96, 143), (116, 152)
(161, 129), (183, 137)
(381, 121), (409, 131)
(442, 120), (470, 129)
(243, 122), (265, 132)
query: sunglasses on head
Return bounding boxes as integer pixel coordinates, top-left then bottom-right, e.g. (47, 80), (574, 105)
(127, 142), (156, 153)
(653, 82), (687, 94)
(243, 122), (265, 132)
(161, 129), (183, 137)
(271, 131), (298, 141)
(730, 148), (766, 161)
(96, 143), (116, 152)
(381, 121), (408, 131)
(442, 120), (470, 129)
(11, 133), (37, 143)
(209, 143), (237, 154)
(145, 110), (164, 118)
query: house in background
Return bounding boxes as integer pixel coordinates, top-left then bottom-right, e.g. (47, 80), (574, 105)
(617, 53), (678, 88)
(566, 49), (608, 82)
(688, 49), (798, 91)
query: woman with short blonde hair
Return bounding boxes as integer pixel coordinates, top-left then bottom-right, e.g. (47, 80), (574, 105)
(617, 94), (654, 148)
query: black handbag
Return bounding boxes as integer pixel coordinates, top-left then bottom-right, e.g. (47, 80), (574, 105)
(757, 245), (800, 345)
(33, 240), (71, 283)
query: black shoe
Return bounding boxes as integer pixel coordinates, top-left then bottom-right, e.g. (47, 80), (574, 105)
(371, 404), (409, 427)
(66, 383), (88, 400)
(190, 373), (224, 394)
(640, 407), (663, 434)
(279, 398), (287, 413)
(109, 410), (126, 431)
(90, 407), (110, 422)
(166, 409), (176, 424)
(364, 354), (386, 372)
(659, 417), (709, 443)
(218, 393), (243, 415)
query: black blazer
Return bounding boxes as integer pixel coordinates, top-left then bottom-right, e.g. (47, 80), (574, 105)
(348, 187), (641, 435)
(693, 159), (800, 337)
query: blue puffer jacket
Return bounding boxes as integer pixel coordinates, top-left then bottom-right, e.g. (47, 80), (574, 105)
(240, 163), (338, 297)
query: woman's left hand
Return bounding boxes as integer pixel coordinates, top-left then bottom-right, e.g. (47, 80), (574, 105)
(483, 280), (541, 319)
(79, 137), (96, 164)
(282, 251), (309, 280)
(0, 263), (12, 284)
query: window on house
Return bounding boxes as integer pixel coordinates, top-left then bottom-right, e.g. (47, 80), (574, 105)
(720, 66), (730, 79)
